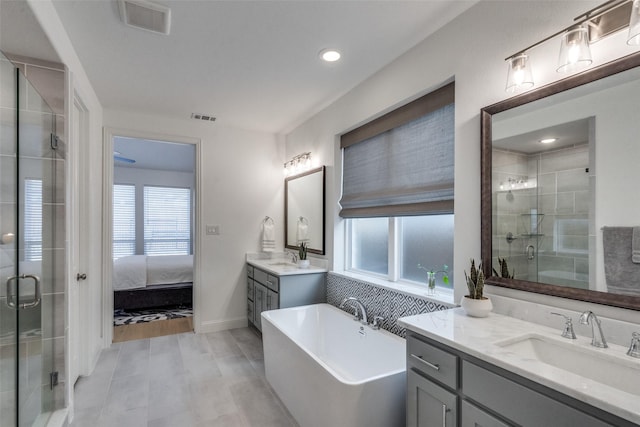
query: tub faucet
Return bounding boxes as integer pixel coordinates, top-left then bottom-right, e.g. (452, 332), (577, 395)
(339, 297), (368, 325)
(579, 310), (608, 348)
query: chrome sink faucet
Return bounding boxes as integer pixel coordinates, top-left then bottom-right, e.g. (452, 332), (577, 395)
(339, 297), (368, 325)
(579, 311), (608, 348)
(551, 312), (576, 339)
(627, 332), (640, 358)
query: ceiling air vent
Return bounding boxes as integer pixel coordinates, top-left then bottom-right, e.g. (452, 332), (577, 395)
(191, 113), (217, 122)
(118, 0), (171, 35)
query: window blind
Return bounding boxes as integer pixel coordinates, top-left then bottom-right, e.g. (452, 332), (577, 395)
(113, 184), (136, 259)
(339, 83), (454, 218)
(143, 186), (191, 255)
(24, 179), (42, 261)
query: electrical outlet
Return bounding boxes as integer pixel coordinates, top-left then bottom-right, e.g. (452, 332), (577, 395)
(206, 225), (220, 235)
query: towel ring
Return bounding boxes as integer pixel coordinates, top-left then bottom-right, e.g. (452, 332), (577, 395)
(298, 216), (308, 225)
(263, 216), (274, 225)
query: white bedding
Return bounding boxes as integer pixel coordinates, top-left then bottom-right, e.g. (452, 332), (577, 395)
(113, 254), (193, 291)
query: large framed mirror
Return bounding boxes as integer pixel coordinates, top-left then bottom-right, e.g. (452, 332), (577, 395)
(481, 51), (640, 311)
(285, 166), (325, 255)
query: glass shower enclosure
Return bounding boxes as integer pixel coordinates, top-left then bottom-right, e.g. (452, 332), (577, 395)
(0, 52), (61, 426)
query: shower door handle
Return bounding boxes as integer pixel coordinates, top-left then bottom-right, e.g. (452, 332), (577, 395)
(526, 244), (535, 260)
(5, 274), (41, 309)
(6, 276), (18, 308)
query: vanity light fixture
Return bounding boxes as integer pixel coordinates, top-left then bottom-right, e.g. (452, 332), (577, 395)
(506, 53), (534, 93)
(319, 49), (341, 62)
(557, 25), (593, 73)
(505, 0), (639, 92)
(628, 0), (640, 45)
(283, 152), (312, 176)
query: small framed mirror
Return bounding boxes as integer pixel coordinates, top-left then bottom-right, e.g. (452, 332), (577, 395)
(285, 166), (325, 255)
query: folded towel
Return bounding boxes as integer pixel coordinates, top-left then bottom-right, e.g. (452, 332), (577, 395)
(262, 221), (275, 252)
(297, 218), (309, 244)
(633, 227), (640, 264)
(603, 226), (640, 296)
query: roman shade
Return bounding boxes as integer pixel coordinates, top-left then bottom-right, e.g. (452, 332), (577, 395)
(339, 82), (454, 218)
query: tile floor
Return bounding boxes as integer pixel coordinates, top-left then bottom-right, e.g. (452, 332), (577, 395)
(70, 328), (298, 427)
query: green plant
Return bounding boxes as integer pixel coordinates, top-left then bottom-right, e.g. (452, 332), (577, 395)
(464, 259), (485, 299)
(298, 242), (308, 260)
(492, 257), (514, 279)
(418, 264), (449, 290)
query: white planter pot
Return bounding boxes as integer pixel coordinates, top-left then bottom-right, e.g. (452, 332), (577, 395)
(298, 259), (310, 269)
(460, 296), (492, 318)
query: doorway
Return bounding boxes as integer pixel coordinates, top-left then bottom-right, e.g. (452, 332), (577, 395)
(103, 132), (200, 343)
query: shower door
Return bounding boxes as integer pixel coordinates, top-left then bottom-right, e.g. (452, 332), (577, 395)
(0, 53), (58, 427)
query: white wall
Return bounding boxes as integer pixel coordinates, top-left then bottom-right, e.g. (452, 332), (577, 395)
(285, 0), (640, 323)
(105, 110), (284, 333)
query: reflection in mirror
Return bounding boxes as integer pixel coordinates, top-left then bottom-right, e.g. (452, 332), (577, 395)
(285, 166), (325, 255)
(482, 52), (640, 311)
(492, 118), (593, 291)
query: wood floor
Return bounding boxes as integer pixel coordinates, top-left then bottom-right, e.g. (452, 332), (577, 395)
(113, 316), (193, 343)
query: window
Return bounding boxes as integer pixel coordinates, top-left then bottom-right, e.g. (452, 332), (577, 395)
(113, 184), (136, 259)
(341, 83), (455, 292)
(143, 186), (191, 255)
(24, 179), (42, 261)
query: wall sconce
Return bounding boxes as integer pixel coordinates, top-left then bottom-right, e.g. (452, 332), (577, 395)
(505, 0), (639, 92)
(283, 152), (312, 176)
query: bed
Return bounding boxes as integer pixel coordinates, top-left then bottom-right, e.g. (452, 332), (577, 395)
(113, 254), (193, 310)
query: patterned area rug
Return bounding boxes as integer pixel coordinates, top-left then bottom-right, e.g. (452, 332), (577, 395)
(114, 307), (193, 326)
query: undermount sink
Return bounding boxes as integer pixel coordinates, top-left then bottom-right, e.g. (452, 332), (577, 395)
(267, 261), (297, 267)
(495, 333), (640, 395)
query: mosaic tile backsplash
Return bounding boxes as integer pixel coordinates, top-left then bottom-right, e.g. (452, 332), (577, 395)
(327, 273), (455, 337)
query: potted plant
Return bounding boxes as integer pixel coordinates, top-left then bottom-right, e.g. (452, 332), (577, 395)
(298, 242), (310, 269)
(461, 259), (493, 317)
(417, 263), (449, 295)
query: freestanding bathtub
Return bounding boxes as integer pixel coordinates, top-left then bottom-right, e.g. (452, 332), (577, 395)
(262, 303), (406, 427)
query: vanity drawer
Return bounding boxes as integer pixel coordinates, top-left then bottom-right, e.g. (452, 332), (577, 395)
(253, 268), (279, 292)
(247, 265), (254, 278)
(462, 361), (613, 427)
(247, 278), (254, 301)
(265, 274), (279, 292)
(407, 333), (458, 390)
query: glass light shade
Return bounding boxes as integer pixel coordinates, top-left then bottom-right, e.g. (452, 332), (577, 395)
(505, 54), (534, 93)
(557, 26), (592, 73)
(628, 0), (640, 45)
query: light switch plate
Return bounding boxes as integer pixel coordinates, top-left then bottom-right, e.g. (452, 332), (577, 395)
(206, 224), (220, 235)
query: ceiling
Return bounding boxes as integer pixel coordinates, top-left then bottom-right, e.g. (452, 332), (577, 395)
(43, 0), (475, 134)
(114, 136), (195, 172)
(493, 118), (591, 155)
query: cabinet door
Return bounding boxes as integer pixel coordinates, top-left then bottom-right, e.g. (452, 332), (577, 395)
(254, 282), (267, 331)
(266, 289), (279, 311)
(461, 400), (510, 427)
(407, 368), (457, 427)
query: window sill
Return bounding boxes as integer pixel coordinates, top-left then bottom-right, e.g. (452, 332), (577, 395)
(331, 270), (457, 308)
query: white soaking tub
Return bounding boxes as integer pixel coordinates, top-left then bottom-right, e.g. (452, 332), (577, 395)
(261, 303), (406, 427)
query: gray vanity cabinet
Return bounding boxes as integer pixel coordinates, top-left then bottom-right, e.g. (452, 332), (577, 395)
(407, 333), (458, 427)
(246, 263), (325, 332)
(406, 332), (633, 427)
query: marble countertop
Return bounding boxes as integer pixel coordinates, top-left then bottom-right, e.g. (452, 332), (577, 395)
(246, 253), (327, 276)
(398, 308), (640, 425)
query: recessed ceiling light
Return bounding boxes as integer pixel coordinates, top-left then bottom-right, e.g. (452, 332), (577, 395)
(319, 49), (341, 62)
(539, 138), (557, 144)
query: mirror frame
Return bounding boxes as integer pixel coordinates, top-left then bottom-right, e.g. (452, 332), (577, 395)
(285, 165), (326, 255)
(481, 51), (640, 311)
